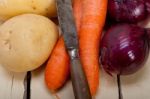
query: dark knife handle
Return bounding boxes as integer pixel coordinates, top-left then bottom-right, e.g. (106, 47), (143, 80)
(69, 50), (92, 99)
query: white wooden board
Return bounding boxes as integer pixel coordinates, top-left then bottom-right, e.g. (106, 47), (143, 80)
(31, 67), (118, 99)
(121, 56), (150, 99)
(30, 55), (150, 99)
(0, 65), (26, 99)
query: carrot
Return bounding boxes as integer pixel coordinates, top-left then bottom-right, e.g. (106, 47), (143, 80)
(79, 0), (108, 95)
(45, 37), (70, 90)
(45, 0), (108, 95)
(73, 0), (82, 32)
(45, 0), (82, 91)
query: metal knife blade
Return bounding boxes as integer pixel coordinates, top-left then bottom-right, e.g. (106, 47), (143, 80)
(56, 0), (92, 99)
(56, 0), (78, 50)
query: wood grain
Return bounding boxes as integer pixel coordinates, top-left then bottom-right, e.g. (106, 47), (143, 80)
(0, 65), (26, 99)
(30, 65), (118, 99)
(24, 71), (31, 99)
(121, 52), (150, 99)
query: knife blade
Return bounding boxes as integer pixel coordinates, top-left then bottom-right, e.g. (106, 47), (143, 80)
(56, 0), (92, 99)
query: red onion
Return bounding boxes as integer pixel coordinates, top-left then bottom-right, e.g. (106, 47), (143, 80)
(146, 0), (150, 13)
(108, 0), (147, 23)
(100, 24), (149, 75)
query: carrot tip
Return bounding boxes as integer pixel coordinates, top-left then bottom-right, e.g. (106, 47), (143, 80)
(51, 91), (60, 99)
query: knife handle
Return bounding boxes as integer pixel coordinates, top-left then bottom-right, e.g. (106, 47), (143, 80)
(69, 49), (92, 99)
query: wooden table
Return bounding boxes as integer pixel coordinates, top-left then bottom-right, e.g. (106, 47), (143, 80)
(0, 54), (150, 99)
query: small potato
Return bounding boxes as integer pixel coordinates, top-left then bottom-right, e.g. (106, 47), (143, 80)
(0, 14), (58, 72)
(0, 0), (56, 21)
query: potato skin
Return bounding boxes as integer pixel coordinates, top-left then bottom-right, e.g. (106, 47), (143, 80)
(0, 14), (58, 72)
(0, 0), (56, 21)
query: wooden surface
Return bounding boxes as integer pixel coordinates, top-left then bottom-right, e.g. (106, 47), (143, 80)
(0, 65), (26, 99)
(1, 16), (150, 99)
(0, 55), (150, 99)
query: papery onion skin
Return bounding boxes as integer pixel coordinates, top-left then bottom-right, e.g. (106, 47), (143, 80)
(100, 24), (149, 75)
(108, 0), (147, 23)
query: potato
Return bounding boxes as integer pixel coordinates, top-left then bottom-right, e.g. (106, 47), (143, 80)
(0, 14), (58, 72)
(0, 0), (56, 21)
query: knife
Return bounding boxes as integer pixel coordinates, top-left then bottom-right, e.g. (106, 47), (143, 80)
(56, 0), (92, 99)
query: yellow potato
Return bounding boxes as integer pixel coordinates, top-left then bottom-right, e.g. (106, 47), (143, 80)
(0, 0), (56, 21)
(0, 14), (58, 72)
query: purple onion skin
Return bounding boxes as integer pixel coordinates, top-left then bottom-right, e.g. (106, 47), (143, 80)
(100, 24), (149, 75)
(146, 0), (150, 13)
(108, 0), (147, 23)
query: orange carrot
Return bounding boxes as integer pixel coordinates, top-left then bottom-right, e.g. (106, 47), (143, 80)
(45, 0), (82, 91)
(79, 0), (108, 95)
(73, 0), (82, 32)
(45, 37), (70, 90)
(45, 0), (107, 95)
